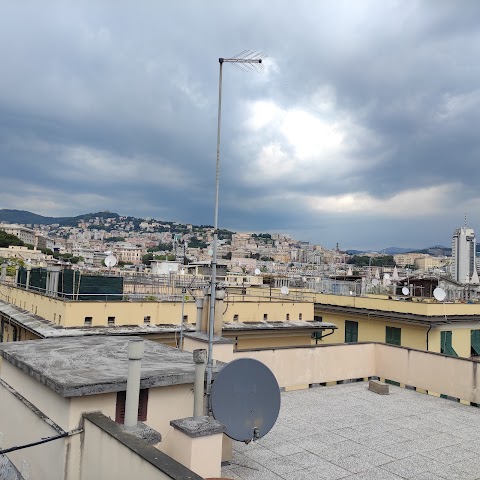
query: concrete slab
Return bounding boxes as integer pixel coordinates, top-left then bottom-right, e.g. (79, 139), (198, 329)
(0, 336), (220, 397)
(222, 382), (480, 480)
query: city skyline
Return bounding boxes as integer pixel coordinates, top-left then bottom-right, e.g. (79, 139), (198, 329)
(1, 2), (480, 250)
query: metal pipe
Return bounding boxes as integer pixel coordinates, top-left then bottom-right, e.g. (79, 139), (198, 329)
(195, 297), (204, 332)
(206, 59), (223, 402)
(193, 349), (207, 417)
(124, 339), (144, 430)
(179, 287), (186, 350)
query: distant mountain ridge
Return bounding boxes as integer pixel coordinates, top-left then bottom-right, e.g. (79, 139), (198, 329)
(0, 209), (120, 226)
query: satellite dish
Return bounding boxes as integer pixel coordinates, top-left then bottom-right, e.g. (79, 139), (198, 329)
(372, 279), (379, 286)
(254, 268), (261, 275)
(402, 287), (410, 295)
(302, 277), (307, 282)
(384, 273), (390, 280)
(104, 255), (117, 268)
(211, 358), (280, 443)
(104, 250), (112, 256)
(433, 287), (446, 302)
(208, 249), (213, 256)
(280, 286), (289, 295)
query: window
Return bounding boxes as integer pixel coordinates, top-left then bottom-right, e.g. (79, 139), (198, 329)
(115, 389), (149, 423)
(314, 315), (323, 322)
(144, 316), (151, 324)
(233, 314), (239, 322)
(386, 326), (401, 346)
(84, 317), (92, 327)
(108, 316), (115, 326)
(263, 314), (268, 321)
(286, 313), (290, 321)
(440, 331), (457, 356)
(299, 313), (303, 321)
(182, 315), (188, 323)
(345, 320), (358, 343)
(472, 330), (480, 356)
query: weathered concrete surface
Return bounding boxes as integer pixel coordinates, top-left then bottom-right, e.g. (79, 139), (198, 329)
(123, 422), (162, 445)
(0, 336), (220, 397)
(184, 332), (234, 344)
(222, 319), (337, 331)
(0, 300), (194, 338)
(170, 416), (226, 438)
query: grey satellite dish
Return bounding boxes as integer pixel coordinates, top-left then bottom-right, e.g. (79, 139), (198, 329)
(280, 286), (289, 295)
(211, 358), (280, 443)
(254, 268), (261, 275)
(372, 279), (379, 286)
(433, 287), (446, 302)
(104, 255), (117, 268)
(402, 286), (410, 295)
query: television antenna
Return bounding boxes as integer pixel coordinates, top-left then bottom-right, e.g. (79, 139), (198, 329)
(211, 358), (280, 443)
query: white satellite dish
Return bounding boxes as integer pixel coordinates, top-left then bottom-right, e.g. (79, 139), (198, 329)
(302, 277), (307, 282)
(254, 268), (261, 275)
(104, 255), (117, 268)
(402, 286), (410, 295)
(433, 287), (446, 302)
(208, 249), (213, 256)
(280, 286), (289, 295)
(372, 279), (379, 286)
(384, 273), (390, 280)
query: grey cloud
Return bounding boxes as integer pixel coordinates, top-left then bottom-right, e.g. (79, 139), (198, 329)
(0, 0), (479, 249)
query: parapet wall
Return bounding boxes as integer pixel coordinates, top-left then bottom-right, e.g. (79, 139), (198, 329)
(234, 342), (480, 404)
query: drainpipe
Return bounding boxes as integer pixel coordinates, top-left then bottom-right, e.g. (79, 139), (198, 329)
(124, 339), (144, 430)
(193, 349), (207, 417)
(195, 298), (204, 332)
(26, 264), (31, 290)
(426, 324), (433, 351)
(1, 264), (6, 281)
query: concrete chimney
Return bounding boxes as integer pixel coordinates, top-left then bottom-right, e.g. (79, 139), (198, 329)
(124, 339), (145, 430)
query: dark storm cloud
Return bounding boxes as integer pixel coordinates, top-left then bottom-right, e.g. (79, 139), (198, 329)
(0, 0), (479, 249)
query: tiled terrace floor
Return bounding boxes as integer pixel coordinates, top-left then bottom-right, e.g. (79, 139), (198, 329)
(221, 382), (480, 480)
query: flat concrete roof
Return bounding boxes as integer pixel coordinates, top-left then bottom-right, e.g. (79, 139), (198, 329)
(0, 300), (194, 338)
(0, 301), (335, 339)
(223, 382), (480, 479)
(0, 336), (217, 398)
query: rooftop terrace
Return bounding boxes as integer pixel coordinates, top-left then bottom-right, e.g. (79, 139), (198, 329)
(223, 382), (480, 480)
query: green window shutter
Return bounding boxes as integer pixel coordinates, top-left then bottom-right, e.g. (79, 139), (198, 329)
(345, 321), (358, 343)
(386, 326), (401, 346)
(441, 331), (458, 356)
(471, 330), (480, 355)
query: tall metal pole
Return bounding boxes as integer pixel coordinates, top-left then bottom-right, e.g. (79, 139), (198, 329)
(206, 59), (223, 398)
(205, 52), (266, 408)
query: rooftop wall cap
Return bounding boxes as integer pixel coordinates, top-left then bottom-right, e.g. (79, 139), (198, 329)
(170, 416), (226, 438)
(184, 332), (235, 344)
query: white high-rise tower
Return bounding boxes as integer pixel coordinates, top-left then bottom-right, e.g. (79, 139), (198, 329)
(451, 225), (476, 283)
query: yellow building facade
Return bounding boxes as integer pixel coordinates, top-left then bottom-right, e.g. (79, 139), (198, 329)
(314, 292), (480, 358)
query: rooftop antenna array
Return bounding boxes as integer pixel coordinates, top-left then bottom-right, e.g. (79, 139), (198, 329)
(207, 50), (267, 405)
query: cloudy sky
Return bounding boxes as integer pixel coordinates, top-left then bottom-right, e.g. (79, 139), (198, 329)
(1, 1), (479, 250)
